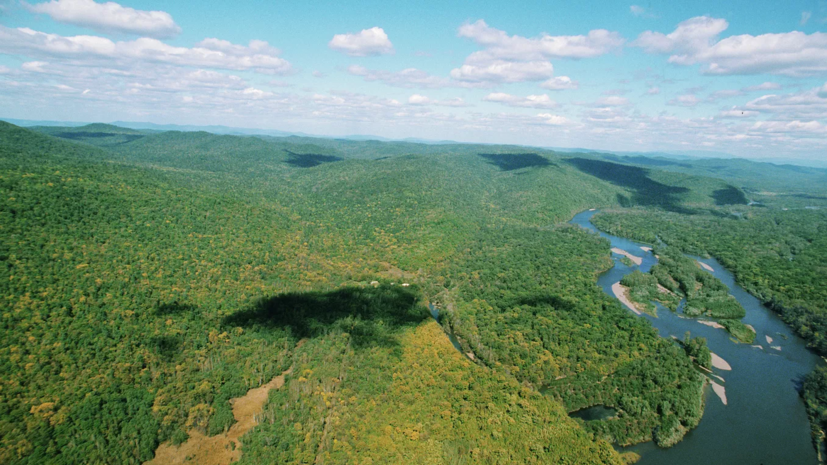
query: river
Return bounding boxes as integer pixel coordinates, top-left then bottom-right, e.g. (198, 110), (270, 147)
(570, 209), (823, 465)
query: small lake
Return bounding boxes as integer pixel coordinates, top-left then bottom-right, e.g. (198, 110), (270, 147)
(570, 209), (823, 465)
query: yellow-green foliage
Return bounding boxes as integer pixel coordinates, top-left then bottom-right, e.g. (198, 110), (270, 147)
(241, 321), (622, 465)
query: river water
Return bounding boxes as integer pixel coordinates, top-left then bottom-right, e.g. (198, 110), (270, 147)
(570, 209), (823, 465)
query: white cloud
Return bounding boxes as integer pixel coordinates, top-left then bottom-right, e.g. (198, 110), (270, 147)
(646, 86), (660, 95)
(25, 0), (181, 39)
(312, 70), (325, 78)
(457, 20), (624, 61)
(328, 27), (394, 57)
(436, 97), (469, 107)
(450, 60), (554, 83)
(669, 94), (701, 107)
(595, 96), (630, 106)
(484, 92), (558, 109)
(241, 87), (273, 99)
(634, 16), (827, 76)
(540, 75), (578, 90)
(407, 94), (469, 107)
(408, 94), (431, 105)
(451, 20), (623, 85)
(744, 82), (781, 91)
(0, 26), (292, 74)
(537, 113), (569, 125)
(718, 108), (758, 118)
(707, 89), (743, 102)
(738, 86), (827, 120)
(347, 65), (454, 88)
(801, 11), (812, 26)
(21, 61), (48, 72)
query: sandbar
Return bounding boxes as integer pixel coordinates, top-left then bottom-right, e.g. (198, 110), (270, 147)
(765, 335), (774, 344)
(611, 247), (643, 266)
(640, 246), (653, 252)
(751, 345), (764, 350)
(710, 352), (732, 371)
(612, 282), (641, 315)
(697, 260), (714, 272)
(710, 380), (728, 405)
(771, 345), (782, 351)
(698, 320), (725, 330)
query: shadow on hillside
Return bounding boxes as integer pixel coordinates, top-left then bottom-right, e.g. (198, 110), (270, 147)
(285, 150), (343, 168)
(567, 158), (694, 213)
(713, 186), (748, 205)
(156, 301), (197, 316)
(479, 153), (555, 171)
(223, 285), (429, 348)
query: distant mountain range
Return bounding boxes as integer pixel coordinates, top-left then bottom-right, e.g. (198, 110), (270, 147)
(3, 117), (825, 168)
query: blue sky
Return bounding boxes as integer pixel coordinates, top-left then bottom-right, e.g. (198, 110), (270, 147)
(1, 0), (826, 160)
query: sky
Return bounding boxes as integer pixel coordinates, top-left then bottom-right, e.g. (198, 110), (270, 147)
(1, 0), (827, 161)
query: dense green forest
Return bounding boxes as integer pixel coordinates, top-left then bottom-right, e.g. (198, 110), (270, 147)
(2, 120), (819, 464)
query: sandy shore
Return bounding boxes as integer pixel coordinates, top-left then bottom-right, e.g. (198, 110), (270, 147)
(640, 246), (653, 252)
(698, 320), (725, 330)
(697, 260), (714, 272)
(710, 380), (728, 405)
(611, 247), (643, 266)
(612, 282), (641, 315)
(765, 335), (774, 344)
(710, 352), (732, 371)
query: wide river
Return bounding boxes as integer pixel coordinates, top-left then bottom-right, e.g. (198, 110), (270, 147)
(570, 209), (823, 465)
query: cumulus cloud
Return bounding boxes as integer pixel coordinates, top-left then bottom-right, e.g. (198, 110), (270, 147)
(801, 11), (812, 26)
(540, 75), (578, 90)
(408, 94), (431, 105)
(450, 60), (554, 83)
(347, 65), (453, 88)
(21, 61), (48, 72)
(633, 16), (827, 76)
(457, 20), (624, 61)
(484, 92), (558, 109)
(328, 27), (394, 56)
(595, 96), (630, 106)
(646, 86), (660, 95)
(451, 20), (623, 85)
(407, 94), (469, 107)
(669, 94), (701, 107)
(718, 108), (758, 118)
(0, 26), (292, 73)
(25, 0), (181, 39)
(744, 82), (781, 91)
(739, 86), (827, 120)
(537, 113), (569, 125)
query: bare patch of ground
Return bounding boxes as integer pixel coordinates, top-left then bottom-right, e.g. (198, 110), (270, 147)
(144, 367), (293, 465)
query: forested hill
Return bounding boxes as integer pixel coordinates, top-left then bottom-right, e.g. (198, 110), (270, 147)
(0, 120), (753, 464)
